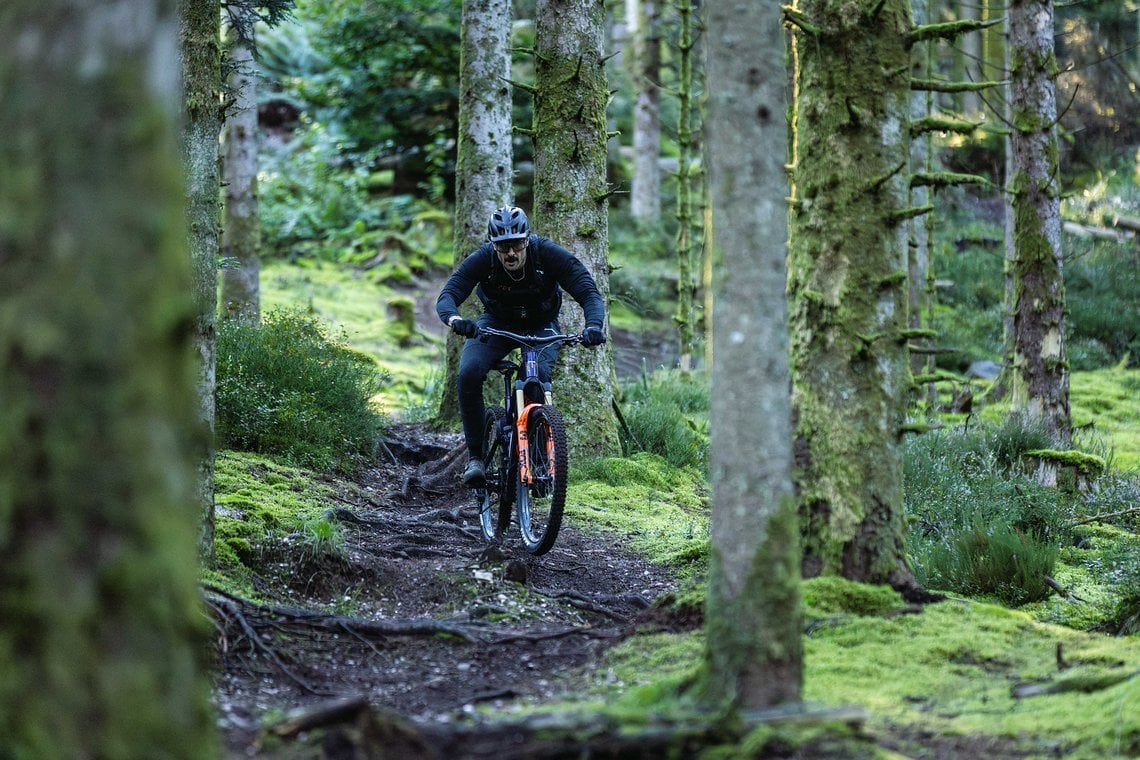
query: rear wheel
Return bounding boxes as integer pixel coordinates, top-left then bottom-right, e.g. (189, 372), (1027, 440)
(476, 406), (512, 542)
(516, 406), (568, 555)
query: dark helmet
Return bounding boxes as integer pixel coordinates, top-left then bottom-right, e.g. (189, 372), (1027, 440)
(487, 206), (530, 242)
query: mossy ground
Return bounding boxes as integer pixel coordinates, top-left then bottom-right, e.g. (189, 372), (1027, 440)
(218, 258), (1138, 756)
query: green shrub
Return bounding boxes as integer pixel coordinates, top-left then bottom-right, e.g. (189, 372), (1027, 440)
(905, 422), (1069, 604)
(217, 308), (388, 471)
(619, 369), (709, 469)
(917, 523), (1057, 606)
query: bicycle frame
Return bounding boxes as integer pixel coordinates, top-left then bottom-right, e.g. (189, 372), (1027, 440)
(474, 326), (583, 554)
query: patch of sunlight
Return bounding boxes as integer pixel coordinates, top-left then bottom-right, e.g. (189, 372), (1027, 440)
(567, 452), (709, 578)
(260, 258), (445, 419)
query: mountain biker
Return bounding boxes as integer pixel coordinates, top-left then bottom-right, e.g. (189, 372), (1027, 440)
(436, 205), (607, 487)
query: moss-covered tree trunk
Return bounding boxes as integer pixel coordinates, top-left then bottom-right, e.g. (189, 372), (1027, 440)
(1008, 0), (1070, 445)
(533, 0), (621, 459)
(181, 0), (224, 562)
(788, 0), (920, 591)
(437, 0), (514, 427)
(0, 1), (217, 755)
(220, 25), (261, 322)
(674, 0), (697, 370)
(701, 0), (802, 710)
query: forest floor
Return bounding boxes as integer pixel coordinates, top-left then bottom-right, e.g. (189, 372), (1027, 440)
(210, 422), (691, 758)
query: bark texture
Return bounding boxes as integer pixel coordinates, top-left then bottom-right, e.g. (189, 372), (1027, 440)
(0, 1), (216, 754)
(533, 0), (620, 459)
(221, 34), (261, 322)
(788, 0), (918, 588)
(438, 0), (514, 426)
(630, 0), (661, 226)
(701, 0), (802, 710)
(1008, 0), (1070, 445)
(180, 0), (223, 562)
(674, 0), (698, 369)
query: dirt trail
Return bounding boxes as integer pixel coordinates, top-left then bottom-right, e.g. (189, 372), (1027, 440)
(212, 423), (682, 757)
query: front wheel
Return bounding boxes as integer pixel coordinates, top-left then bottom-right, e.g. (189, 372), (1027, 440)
(516, 406), (568, 555)
(477, 406), (512, 542)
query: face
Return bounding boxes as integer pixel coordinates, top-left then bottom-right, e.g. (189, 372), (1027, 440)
(493, 237), (528, 273)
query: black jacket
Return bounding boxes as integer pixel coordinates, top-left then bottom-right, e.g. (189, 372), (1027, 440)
(436, 236), (605, 329)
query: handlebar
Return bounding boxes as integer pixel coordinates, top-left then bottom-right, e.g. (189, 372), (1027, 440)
(476, 326), (584, 347)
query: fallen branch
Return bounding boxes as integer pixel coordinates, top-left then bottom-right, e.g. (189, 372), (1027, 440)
(1012, 670), (1138, 699)
(1068, 506), (1140, 528)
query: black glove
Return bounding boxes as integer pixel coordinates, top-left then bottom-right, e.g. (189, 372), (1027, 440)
(582, 325), (606, 347)
(450, 318), (478, 338)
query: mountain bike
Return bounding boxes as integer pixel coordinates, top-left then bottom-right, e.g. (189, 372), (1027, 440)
(473, 327), (582, 556)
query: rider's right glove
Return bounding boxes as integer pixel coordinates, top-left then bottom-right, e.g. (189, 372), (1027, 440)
(582, 325), (607, 347)
(450, 318), (479, 338)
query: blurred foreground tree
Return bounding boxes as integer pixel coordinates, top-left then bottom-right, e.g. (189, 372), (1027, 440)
(0, 0), (217, 754)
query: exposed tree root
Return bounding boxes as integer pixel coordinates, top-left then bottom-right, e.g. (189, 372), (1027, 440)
(265, 699), (869, 759)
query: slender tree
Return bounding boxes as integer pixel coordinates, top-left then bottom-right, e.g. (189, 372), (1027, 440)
(629, 0), (662, 226)
(674, 0), (698, 370)
(220, 6), (262, 322)
(1008, 0), (1070, 444)
(181, 0), (225, 562)
(786, 0), (921, 591)
(437, 0), (514, 426)
(532, 0), (621, 459)
(0, 1), (217, 754)
(700, 0), (802, 709)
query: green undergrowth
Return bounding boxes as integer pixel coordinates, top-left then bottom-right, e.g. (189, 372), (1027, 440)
(567, 452), (710, 580)
(261, 258), (448, 417)
(206, 450), (352, 598)
(556, 577), (1140, 759)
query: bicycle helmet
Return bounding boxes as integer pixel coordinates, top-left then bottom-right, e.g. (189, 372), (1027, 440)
(487, 206), (530, 242)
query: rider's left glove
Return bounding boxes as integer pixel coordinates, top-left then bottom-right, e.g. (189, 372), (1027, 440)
(582, 325), (606, 347)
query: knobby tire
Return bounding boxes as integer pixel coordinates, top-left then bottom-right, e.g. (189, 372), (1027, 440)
(477, 406), (512, 541)
(516, 406), (568, 555)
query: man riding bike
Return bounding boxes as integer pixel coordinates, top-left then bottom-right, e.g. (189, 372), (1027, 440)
(436, 205), (607, 486)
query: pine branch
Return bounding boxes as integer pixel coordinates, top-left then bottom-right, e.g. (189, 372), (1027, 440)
(887, 204), (935, 223)
(910, 171), (992, 190)
(907, 18), (1002, 46)
(911, 78), (1006, 93)
(781, 6), (821, 35)
(910, 115), (984, 136)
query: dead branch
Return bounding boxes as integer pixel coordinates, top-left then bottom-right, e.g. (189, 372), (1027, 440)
(1068, 506), (1140, 528)
(1012, 670), (1138, 699)
(1112, 214), (1140, 234)
(204, 584), (489, 643)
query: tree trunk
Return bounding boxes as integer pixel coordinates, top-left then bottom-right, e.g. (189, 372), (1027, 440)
(0, 1), (217, 755)
(958, 0), (981, 113)
(181, 0), (223, 563)
(788, 0), (919, 590)
(630, 0), (661, 227)
(1008, 0), (1070, 445)
(437, 0), (514, 426)
(701, 0), (802, 710)
(220, 30), (261, 322)
(533, 0), (621, 460)
(674, 0), (697, 370)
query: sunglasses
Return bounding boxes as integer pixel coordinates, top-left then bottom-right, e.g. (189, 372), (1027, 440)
(493, 239), (528, 254)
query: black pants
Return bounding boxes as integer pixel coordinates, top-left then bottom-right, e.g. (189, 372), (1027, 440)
(458, 315), (560, 458)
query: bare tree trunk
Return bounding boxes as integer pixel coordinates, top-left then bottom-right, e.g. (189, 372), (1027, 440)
(674, 0), (697, 370)
(700, 0), (802, 710)
(221, 28), (261, 322)
(1008, 0), (1070, 445)
(533, 0), (620, 459)
(788, 0), (920, 592)
(958, 0), (981, 113)
(630, 0), (661, 226)
(181, 0), (223, 563)
(437, 0), (514, 426)
(0, 1), (217, 754)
